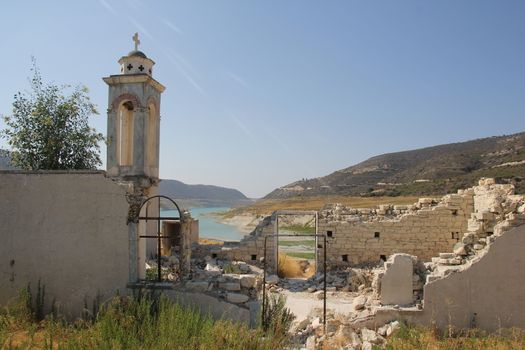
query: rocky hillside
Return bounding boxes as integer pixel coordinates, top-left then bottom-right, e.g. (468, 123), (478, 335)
(266, 132), (525, 198)
(160, 179), (252, 208)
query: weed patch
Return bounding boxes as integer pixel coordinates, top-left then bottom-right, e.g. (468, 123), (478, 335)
(1, 293), (291, 350)
(385, 323), (525, 350)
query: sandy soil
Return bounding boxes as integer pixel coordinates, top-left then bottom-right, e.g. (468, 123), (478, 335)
(281, 290), (356, 323)
(218, 213), (262, 233)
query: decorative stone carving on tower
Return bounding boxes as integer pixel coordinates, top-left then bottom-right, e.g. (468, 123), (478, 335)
(103, 33), (165, 186)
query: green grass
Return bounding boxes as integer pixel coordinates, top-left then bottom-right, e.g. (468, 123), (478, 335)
(278, 240), (316, 247)
(279, 225), (316, 234)
(0, 293), (291, 350)
(282, 252), (316, 260)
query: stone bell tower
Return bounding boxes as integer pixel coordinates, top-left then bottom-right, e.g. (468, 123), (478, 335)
(103, 32), (165, 185)
(103, 34), (166, 282)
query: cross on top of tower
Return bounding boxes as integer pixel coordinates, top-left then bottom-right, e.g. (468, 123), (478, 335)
(132, 32), (140, 51)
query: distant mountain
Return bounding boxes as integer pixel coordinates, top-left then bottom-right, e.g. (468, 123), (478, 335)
(265, 131), (525, 199)
(159, 179), (252, 208)
(1, 150), (249, 207)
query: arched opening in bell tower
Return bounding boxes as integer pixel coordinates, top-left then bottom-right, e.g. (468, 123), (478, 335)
(117, 101), (134, 166)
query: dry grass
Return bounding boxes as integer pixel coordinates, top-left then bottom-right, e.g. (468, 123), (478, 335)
(385, 324), (525, 350)
(277, 254), (316, 279)
(198, 238), (224, 245)
(2, 328), (61, 350)
(1, 295), (290, 350)
(224, 195), (421, 218)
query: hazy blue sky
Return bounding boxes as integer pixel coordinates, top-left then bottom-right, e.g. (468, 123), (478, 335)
(1, 1), (524, 198)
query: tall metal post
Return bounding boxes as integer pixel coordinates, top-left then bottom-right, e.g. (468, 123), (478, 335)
(262, 235), (268, 327)
(323, 234), (327, 332)
(275, 215), (279, 272)
(157, 196), (162, 281)
(261, 233), (327, 332)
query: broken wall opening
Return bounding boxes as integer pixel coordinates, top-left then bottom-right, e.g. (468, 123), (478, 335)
(162, 220), (181, 256)
(274, 211), (318, 279)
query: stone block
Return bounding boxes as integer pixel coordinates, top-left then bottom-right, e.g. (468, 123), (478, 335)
(353, 295), (367, 310)
(204, 263), (222, 276)
(219, 282), (241, 291)
(361, 328), (384, 344)
(387, 321), (401, 337)
(453, 243), (468, 256)
(380, 254), (414, 306)
(266, 274), (279, 285)
(240, 275), (257, 289)
(185, 281), (209, 292)
(226, 293), (249, 304)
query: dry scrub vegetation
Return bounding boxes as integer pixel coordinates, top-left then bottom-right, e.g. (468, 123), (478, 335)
(384, 324), (525, 350)
(277, 254), (316, 279)
(0, 291), (291, 350)
(225, 196), (421, 218)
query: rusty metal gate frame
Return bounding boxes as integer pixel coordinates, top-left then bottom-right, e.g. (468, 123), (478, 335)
(138, 195), (182, 282)
(262, 232), (327, 332)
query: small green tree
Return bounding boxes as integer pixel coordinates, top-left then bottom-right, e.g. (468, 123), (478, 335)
(1, 60), (104, 170)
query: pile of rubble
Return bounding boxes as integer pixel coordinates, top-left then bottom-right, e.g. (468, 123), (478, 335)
(265, 268), (376, 295)
(295, 308), (401, 350)
(183, 257), (262, 305)
(145, 254), (181, 281)
(319, 197), (441, 222)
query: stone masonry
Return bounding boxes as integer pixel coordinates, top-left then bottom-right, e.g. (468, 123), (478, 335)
(227, 188), (474, 267)
(226, 216), (278, 266)
(320, 192), (473, 264)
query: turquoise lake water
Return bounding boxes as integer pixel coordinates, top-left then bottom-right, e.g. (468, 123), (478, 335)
(162, 207), (246, 242)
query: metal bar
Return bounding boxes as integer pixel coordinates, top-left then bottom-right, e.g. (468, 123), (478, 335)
(275, 215), (279, 273)
(260, 233), (327, 333)
(138, 195), (183, 220)
(315, 212), (319, 283)
(273, 210), (318, 216)
(137, 195), (185, 283)
(157, 196), (161, 282)
(262, 235), (268, 329)
(264, 234), (325, 238)
(324, 234), (327, 333)
(138, 216), (180, 220)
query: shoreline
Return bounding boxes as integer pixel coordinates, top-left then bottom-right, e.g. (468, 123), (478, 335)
(213, 212), (263, 235)
(194, 209), (264, 243)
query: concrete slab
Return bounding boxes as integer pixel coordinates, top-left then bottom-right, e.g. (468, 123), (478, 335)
(380, 254), (413, 306)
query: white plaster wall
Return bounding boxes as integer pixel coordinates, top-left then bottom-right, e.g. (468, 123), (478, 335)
(0, 171), (129, 318)
(419, 223), (525, 331)
(372, 224), (525, 332)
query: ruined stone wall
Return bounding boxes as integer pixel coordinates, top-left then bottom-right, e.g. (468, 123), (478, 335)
(227, 215), (277, 266)
(320, 193), (473, 264)
(0, 171), (129, 318)
(372, 179), (525, 331)
(425, 179), (525, 280)
(229, 191), (473, 267)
